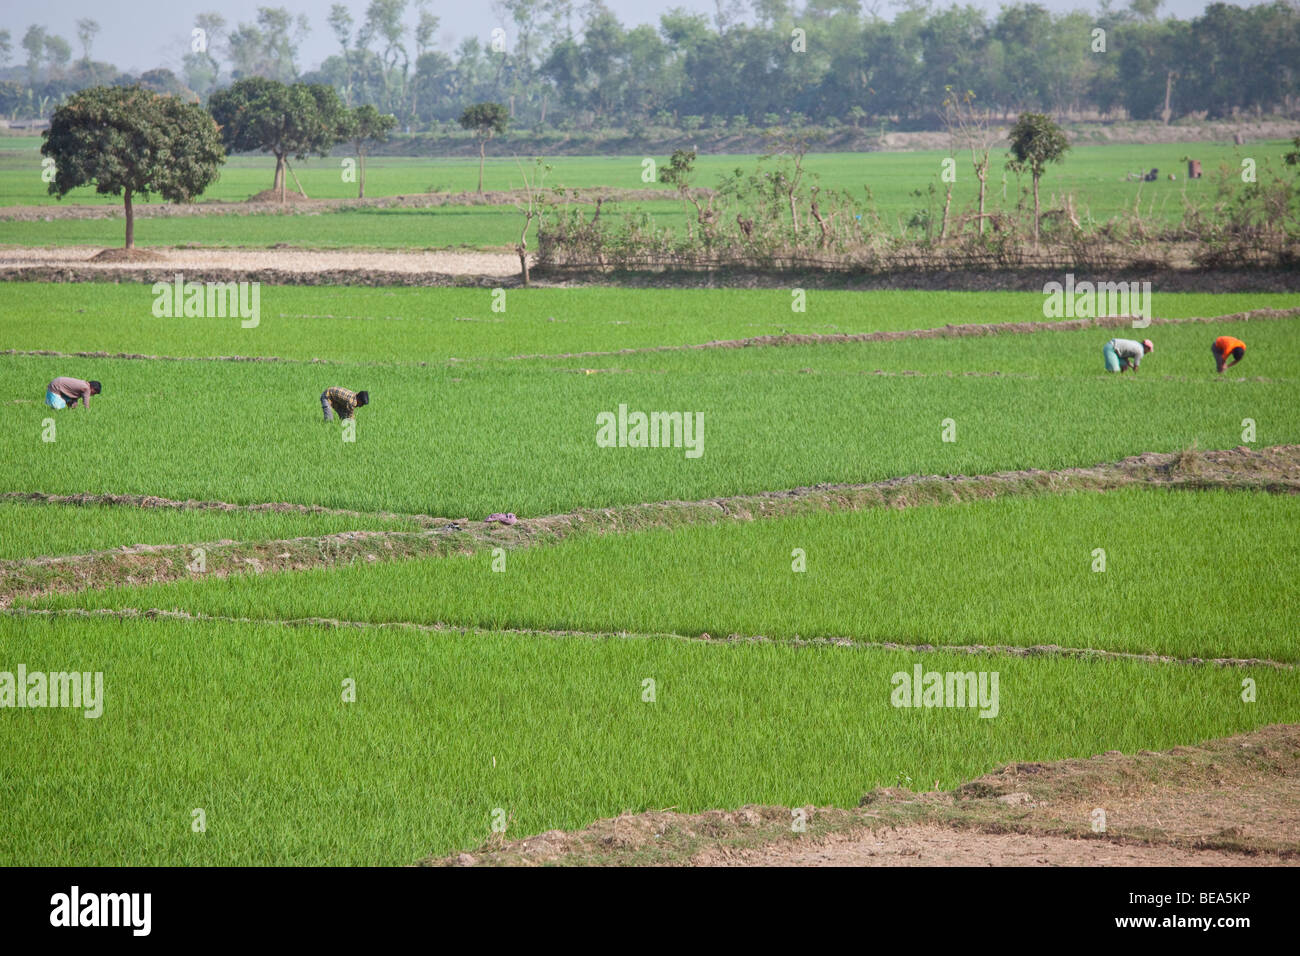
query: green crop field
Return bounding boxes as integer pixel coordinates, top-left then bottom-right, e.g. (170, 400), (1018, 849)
(3, 312), (1296, 516)
(0, 202), (695, 250)
(1, 137), (1283, 209)
(2, 275), (1296, 866)
(0, 500), (422, 561)
(0, 613), (1292, 866)
(2, 139), (1289, 249)
(24, 488), (1300, 663)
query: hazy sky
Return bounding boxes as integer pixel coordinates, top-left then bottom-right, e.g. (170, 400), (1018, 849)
(2, 1), (1254, 76)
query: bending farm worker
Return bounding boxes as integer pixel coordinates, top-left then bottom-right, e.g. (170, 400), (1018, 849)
(1102, 338), (1152, 374)
(1212, 335), (1246, 373)
(45, 377), (101, 409)
(321, 387), (369, 422)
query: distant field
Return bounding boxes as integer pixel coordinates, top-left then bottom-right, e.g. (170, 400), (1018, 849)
(1, 140), (1288, 249)
(4, 282), (1293, 363)
(1, 612), (1292, 865)
(3, 315), (1296, 517)
(25, 487), (1300, 663)
(0, 202), (687, 250)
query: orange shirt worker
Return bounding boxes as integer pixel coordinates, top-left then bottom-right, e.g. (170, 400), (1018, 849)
(1212, 336), (1246, 373)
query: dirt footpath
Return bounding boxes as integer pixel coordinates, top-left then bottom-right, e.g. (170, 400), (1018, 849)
(426, 724), (1300, 867)
(0, 245), (522, 279)
(696, 827), (1283, 867)
(5, 245), (1299, 291)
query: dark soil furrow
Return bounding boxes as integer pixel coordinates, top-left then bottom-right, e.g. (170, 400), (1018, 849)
(5, 606), (1292, 669)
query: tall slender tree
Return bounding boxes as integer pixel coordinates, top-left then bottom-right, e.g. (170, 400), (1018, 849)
(339, 103), (397, 197)
(458, 101), (509, 193)
(1006, 111), (1070, 245)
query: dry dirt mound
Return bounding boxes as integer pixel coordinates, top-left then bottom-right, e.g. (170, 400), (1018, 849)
(245, 188), (314, 204)
(424, 723), (1300, 866)
(89, 247), (165, 263)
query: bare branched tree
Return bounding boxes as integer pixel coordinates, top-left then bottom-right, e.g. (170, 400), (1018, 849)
(942, 86), (999, 236)
(513, 156), (553, 285)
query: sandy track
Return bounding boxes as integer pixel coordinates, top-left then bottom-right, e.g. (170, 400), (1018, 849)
(429, 724), (1300, 866)
(0, 245), (523, 278)
(695, 826), (1286, 867)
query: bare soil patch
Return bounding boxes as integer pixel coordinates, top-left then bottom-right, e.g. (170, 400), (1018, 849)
(3, 245), (1298, 291)
(0, 245), (521, 284)
(694, 826), (1279, 866)
(245, 188), (313, 204)
(422, 724), (1300, 866)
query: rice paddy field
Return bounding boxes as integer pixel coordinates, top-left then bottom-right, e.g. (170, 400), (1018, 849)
(3, 613), (1293, 866)
(3, 293), (1297, 516)
(2, 138), (1291, 249)
(4, 282), (1295, 361)
(23, 488), (1300, 662)
(1, 271), (1298, 863)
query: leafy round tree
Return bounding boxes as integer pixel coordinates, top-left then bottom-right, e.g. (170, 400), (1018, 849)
(1284, 136), (1300, 170)
(339, 104), (397, 199)
(209, 77), (345, 203)
(458, 102), (509, 194)
(42, 85), (225, 249)
(1006, 112), (1071, 245)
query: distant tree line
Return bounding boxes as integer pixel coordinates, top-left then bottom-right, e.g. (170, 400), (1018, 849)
(38, 73), (1300, 268)
(5, 0), (1299, 130)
